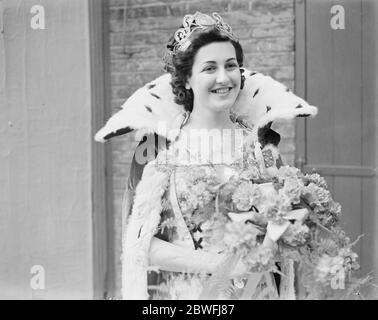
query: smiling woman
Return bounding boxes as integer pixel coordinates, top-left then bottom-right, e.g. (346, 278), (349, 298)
(121, 12), (285, 300)
(185, 42), (241, 123)
(168, 24), (244, 116)
(95, 6), (367, 301)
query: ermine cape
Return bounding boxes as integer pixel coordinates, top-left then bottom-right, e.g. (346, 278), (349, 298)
(94, 69), (318, 299)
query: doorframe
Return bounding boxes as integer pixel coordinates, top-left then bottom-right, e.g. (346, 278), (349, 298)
(360, 0), (378, 282)
(294, 0), (307, 169)
(88, 0), (111, 299)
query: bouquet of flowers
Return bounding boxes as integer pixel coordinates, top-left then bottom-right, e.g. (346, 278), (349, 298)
(197, 161), (369, 299)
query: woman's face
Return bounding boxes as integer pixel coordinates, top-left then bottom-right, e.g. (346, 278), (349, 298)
(186, 41), (241, 113)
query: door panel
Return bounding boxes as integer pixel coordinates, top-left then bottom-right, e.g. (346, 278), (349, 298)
(306, 0), (363, 246)
(296, 0), (378, 278)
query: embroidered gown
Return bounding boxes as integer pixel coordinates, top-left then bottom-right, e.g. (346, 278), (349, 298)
(142, 126), (284, 300)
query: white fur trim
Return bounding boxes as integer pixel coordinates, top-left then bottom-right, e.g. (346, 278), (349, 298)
(94, 70), (318, 142)
(122, 161), (170, 299)
(95, 74), (185, 142)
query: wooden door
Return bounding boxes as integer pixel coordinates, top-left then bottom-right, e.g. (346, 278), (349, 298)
(295, 0), (378, 278)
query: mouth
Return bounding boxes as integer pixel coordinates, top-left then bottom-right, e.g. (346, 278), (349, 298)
(210, 87), (233, 95)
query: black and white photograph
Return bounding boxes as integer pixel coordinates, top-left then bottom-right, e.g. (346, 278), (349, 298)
(0, 0), (377, 301)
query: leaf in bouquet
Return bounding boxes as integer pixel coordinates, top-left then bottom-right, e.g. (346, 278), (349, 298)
(314, 220), (334, 237)
(350, 233), (365, 248)
(299, 196), (316, 213)
(317, 238), (339, 256)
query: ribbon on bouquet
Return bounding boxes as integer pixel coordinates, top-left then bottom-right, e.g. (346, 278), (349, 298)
(227, 205), (308, 243)
(265, 208), (308, 242)
(200, 182), (309, 299)
(225, 182), (309, 300)
(255, 182), (309, 243)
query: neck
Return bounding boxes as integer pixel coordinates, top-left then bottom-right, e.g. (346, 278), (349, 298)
(185, 107), (235, 131)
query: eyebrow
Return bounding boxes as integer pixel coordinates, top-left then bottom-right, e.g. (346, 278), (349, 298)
(202, 58), (237, 65)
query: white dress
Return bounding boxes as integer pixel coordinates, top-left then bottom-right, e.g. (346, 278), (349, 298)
(122, 126), (294, 299)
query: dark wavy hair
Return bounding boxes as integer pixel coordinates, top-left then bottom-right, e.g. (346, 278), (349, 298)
(166, 27), (245, 112)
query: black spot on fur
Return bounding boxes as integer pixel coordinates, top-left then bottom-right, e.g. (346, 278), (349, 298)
(145, 105), (152, 113)
(103, 126), (133, 140)
(266, 106), (271, 113)
(150, 92), (161, 100)
(193, 237), (203, 249)
(296, 104), (303, 109)
(146, 83), (156, 89)
(250, 72), (257, 76)
(253, 88), (260, 98)
(258, 127), (281, 147)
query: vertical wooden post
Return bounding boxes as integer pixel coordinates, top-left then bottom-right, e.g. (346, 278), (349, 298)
(88, 0), (108, 300)
(294, 0), (307, 169)
(361, 0), (378, 288)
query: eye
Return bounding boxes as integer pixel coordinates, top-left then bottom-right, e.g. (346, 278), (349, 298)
(226, 63), (238, 69)
(203, 65), (216, 72)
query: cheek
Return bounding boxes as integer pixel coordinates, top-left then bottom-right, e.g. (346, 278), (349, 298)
(192, 77), (213, 95)
(191, 84), (208, 100)
(232, 70), (241, 85)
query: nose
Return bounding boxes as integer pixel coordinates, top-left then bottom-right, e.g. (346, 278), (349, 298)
(215, 67), (230, 84)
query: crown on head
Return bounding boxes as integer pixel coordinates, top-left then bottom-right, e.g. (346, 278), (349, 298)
(163, 12), (238, 71)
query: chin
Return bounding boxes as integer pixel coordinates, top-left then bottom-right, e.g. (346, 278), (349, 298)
(211, 103), (233, 112)
(211, 98), (238, 112)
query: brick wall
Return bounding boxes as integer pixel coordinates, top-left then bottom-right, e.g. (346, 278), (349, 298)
(106, 0), (295, 298)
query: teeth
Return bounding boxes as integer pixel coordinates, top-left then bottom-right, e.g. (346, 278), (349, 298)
(212, 88), (231, 94)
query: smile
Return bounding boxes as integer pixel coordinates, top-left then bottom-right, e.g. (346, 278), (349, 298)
(210, 87), (233, 94)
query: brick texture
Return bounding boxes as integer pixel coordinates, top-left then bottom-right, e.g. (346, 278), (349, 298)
(106, 0), (296, 299)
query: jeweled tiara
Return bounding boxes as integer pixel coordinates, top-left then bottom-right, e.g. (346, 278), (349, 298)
(163, 12), (238, 71)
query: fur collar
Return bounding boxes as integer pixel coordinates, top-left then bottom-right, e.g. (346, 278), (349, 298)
(95, 69), (317, 143)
